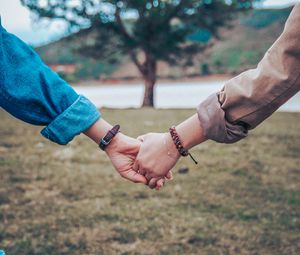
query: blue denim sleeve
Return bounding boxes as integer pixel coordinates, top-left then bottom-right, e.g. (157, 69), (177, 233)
(0, 23), (101, 145)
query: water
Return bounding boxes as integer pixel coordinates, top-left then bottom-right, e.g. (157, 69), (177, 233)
(74, 81), (300, 112)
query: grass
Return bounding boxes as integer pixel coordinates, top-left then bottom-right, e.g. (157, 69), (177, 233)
(0, 108), (299, 255)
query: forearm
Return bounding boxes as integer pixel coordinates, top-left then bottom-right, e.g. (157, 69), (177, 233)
(175, 114), (207, 150)
(196, 4), (300, 144)
(0, 22), (100, 145)
(154, 113), (206, 163)
(220, 4), (300, 128)
(84, 118), (113, 145)
(135, 114), (206, 181)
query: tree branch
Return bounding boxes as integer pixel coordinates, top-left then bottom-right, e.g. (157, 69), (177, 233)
(115, 6), (133, 41)
(114, 6), (146, 75)
(129, 51), (146, 75)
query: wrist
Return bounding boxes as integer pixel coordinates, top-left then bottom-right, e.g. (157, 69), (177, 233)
(164, 132), (180, 159)
(84, 118), (113, 144)
(175, 114), (206, 150)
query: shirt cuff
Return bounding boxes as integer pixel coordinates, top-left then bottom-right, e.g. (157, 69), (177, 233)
(41, 95), (100, 145)
(197, 93), (248, 144)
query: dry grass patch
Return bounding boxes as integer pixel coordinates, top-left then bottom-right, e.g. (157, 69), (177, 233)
(0, 109), (299, 255)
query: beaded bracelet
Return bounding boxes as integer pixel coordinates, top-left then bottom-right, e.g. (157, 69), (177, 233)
(169, 126), (198, 164)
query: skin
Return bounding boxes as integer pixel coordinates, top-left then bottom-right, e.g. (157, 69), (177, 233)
(83, 113), (205, 190)
(83, 118), (147, 184)
(135, 113), (207, 188)
(83, 117), (170, 187)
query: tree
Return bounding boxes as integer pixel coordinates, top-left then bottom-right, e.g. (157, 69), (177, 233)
(21, 0), (259, 107)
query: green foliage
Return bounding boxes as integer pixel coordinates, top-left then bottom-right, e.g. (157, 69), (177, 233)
(74, 60), (116, 79)
(36, 33), (122, 81)
(37, 48), (74, 65)
(242, 7), (292, 28)
(201, 63), (210, 75)
(36, 7), (291, 79)
(22, 0), (258, 69)
(22, 0), (260, 105)
(210, 47), (263, 73)
(187, 29), (212, 43)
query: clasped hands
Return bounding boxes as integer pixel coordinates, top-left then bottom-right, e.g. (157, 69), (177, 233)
(105, 132), (180, 190)
(85, 114), (203, 189)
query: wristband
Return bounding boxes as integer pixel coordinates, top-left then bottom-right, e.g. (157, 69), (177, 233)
(99, 125), (120, 151)
(169, 126), (198, 164)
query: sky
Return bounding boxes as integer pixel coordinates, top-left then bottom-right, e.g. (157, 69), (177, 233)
(1, 0), (299, 46)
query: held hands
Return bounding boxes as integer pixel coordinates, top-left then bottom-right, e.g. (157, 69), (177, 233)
(105, 133), (147, 184)
(134, 133), (180, 189)
(85, 114), (204, 189)
(105, 132), (173, 189)
(129, 114), (205, 188)
(130, 114), (206, 188)
(85, 118), (182, 189)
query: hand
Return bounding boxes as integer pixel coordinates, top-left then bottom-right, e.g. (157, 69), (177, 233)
(105, 133), (148, 184)
(85, 114), (205, 188)
(144, 171), (173, 190)
(134, 132), (180, 188)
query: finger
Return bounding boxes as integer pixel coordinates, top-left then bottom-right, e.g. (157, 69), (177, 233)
(166, 171), (173, 180)
(145, 173), (153, 181)
(121, 170), (148, 184)
(133, 160), (147, 175)
(148, 177), (159, 189)
(132, 159), (139, 172)
(156, 178), (165, 190)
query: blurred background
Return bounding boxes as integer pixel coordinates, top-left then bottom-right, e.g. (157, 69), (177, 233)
(1, 0), (300, 109)
(0, 1), (300, 255)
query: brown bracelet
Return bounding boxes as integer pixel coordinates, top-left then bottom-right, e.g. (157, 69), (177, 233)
(99, 125), (120, 151)
(169, 126), (198, 164)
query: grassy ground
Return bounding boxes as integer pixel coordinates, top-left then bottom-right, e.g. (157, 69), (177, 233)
(0, 108), (299, 255)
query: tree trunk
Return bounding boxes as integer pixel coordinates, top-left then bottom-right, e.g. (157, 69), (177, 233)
(142, 55), (157, 107)
(142, 72), (156, 107)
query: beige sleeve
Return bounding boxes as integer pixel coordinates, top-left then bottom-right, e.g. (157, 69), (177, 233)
(197, 4), (300, 143)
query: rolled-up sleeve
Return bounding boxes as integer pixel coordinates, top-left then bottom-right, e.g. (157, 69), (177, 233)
(197, 93), (248, 143)
(40, 95), (100, 145)
(0, 22), (100, 145)
(197, 4), (300, 143)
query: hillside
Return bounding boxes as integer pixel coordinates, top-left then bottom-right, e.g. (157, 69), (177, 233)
(36, 7), (293, 81)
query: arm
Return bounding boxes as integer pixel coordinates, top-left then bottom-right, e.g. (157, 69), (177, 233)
(136, 4), (300, 183)
(0, 22), (99, 145)
(197, 4), (300, 143)
(0, 23), (146, 184)
(134, 114), (206, 186)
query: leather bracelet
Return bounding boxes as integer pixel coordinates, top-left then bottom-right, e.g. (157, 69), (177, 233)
(99, 125), (120, 151)
(169, 126), (198, 164)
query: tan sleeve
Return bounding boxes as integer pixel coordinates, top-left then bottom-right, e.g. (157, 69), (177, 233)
(197, 4), (300, 143)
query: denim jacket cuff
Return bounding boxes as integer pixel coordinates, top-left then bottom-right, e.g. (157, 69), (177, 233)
(41, 95), (100, 145)
(197, 93), (248, 144)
